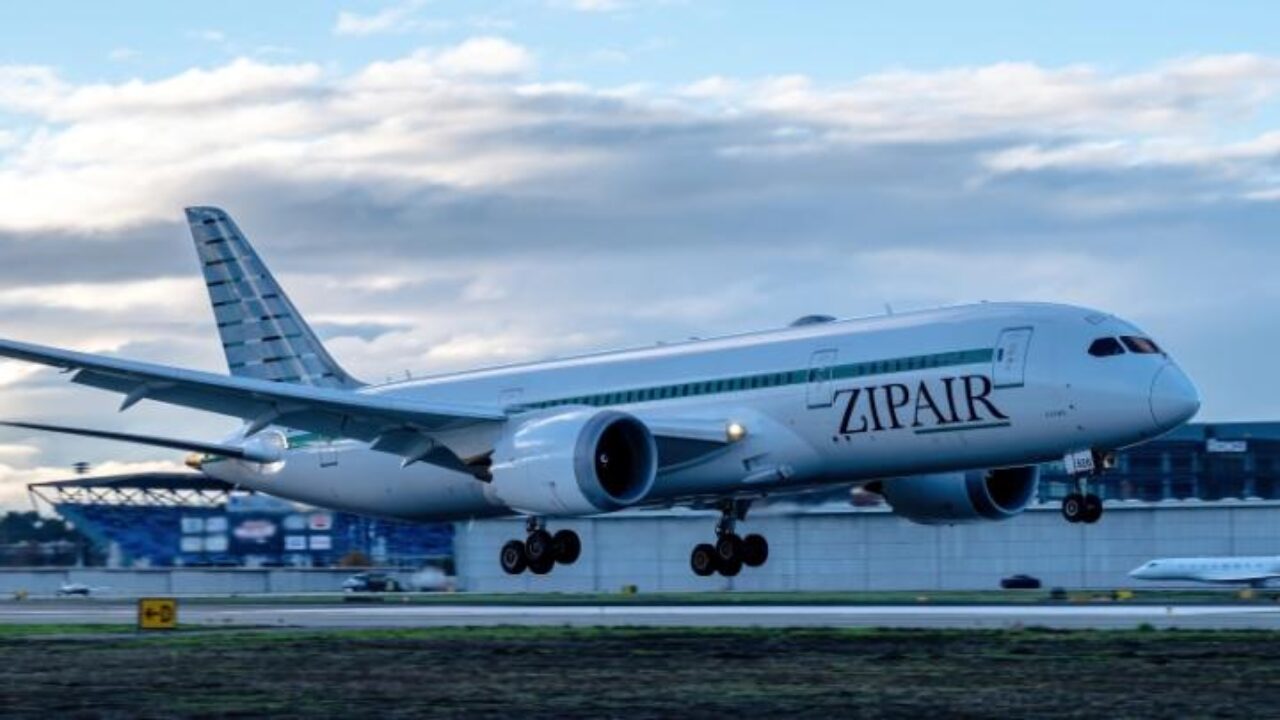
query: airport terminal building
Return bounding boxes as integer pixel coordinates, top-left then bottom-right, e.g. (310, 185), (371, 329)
(24, 421), (1280, 592)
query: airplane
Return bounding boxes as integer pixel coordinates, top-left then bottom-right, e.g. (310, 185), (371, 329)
(1129, 557), (1280, 588)
(0, 207), (1201, 577)
(56, 582), (96, 597)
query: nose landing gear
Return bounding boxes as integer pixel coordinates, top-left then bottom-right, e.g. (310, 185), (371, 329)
(691, 499), (770, 577)
(1061, 490), (1102, 524)
(500, 518), (582, 575)
(1060, 449), (1109, 525)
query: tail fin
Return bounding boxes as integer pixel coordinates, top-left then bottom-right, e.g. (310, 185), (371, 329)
(185, 206), (363, 389)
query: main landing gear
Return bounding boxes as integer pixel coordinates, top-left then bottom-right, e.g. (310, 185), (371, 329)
(500, 518), (581, 575)
(690, 499), (769, 578)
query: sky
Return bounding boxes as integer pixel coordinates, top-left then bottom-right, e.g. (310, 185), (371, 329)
(0, 1), (1278, 508)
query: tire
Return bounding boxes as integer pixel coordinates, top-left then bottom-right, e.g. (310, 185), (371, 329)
(741, 534), (769, 568)
(553, 529), (582, 565)
(718, 556), (743, 578)
(500, 540), (528, 575)
(525, 529), (554, 563)
(715, 534), (743, 564)
(1061, 493), (1084, 523)
(1083, 494), (1103, 524)
(691, 544), (718, 577)
(528, 553), (555, 575)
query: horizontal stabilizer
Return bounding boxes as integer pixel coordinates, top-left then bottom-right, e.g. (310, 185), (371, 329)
(0, 420), (279, 463)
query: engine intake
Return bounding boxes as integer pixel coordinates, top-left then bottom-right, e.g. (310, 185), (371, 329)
(877, 466), (1039, 525)
(489, 409), (658, 515)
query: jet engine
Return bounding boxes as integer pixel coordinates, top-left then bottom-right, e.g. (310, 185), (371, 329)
(875, 466), (1039, 525)
(488, 408), (658, 516)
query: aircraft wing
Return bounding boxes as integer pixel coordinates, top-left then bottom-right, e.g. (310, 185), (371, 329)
(0, 338), (506, 469)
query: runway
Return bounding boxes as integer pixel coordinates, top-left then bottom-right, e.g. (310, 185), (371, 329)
(4, 600), (1280, 630)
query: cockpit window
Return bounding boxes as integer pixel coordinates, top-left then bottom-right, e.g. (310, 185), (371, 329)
(1088, 337), (1125, 357)
(1121, 336), (1162, 354)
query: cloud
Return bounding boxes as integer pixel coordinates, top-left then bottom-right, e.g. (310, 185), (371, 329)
(0, 444), (39, 460)
(0, 278), (205, 316)
(334, 0), (432, 36)
(4, 49), (1277, 236)
(739, 57), (1280, 142)
(435, 37), (533, 76)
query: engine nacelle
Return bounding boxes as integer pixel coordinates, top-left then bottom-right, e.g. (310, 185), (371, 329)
(878, 466), (1039, 525)
(488, 409), (658, 516)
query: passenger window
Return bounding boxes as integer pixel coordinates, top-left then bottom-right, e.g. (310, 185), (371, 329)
(1088, 337), (1125, 357)
(1121, 336), (1162, 354)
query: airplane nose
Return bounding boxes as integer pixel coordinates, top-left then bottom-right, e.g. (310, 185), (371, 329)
(1149, 364), (1200, 431)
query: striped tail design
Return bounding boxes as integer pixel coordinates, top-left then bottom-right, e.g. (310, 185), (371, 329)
(185, 206), (362, 389)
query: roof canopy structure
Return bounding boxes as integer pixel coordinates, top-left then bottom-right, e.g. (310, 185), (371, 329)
(28, 472), (238, 509)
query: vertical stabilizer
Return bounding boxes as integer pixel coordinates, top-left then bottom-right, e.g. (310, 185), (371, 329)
(185, 206), (363, 389)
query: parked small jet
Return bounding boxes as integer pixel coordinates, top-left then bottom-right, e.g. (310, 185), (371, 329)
(56, 582), (94, 597)
(1130, 557), (1280, 588)
(0, 208), (1200, 577)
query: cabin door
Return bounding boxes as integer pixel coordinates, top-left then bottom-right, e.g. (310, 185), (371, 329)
(806, 349), (838, 408)
(993, 327), (1033, 388)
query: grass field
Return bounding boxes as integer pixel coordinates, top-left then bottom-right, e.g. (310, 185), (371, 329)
(0, 626), (1277, 718)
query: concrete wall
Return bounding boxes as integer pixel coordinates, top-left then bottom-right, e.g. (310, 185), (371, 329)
(6, 501), (1275, 596)
(0, 568), (415, 597)
(454, 501), (1280, 592)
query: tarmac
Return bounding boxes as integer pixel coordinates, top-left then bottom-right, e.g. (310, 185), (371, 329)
(3, 599), (1280, 630)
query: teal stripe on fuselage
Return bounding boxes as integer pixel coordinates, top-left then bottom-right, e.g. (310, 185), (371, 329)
(517, 347), (994, 412)
(272, 346), (994, 451)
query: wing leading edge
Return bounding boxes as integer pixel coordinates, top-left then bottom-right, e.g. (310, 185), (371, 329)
(0, 337), (505, 473)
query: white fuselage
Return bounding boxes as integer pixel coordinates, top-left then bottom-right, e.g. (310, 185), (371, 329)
(1130, 557), (1280, 587)
(203, 302), (1198, 521)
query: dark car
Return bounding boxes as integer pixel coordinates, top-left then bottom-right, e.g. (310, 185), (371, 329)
(1000, 574), (1042, 590)
(341, 572), (402, 593)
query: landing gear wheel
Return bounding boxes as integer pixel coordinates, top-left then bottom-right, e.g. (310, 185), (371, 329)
(718, 556), (743, 577)
(525, 529), (554, 564)
(552, 529), (581, 565)
(500, 540), (528, 575)
(691, 543), (718, 577)
(1061, 493), (1085, 523)
(741, 534), (769, 568)
(528, 553), (555, 575)
(715, 534), (743, 565)
(1082, 494), (1103, 524)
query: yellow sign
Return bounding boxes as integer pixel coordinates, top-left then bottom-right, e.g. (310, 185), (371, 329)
(138, 597), (178, 630)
